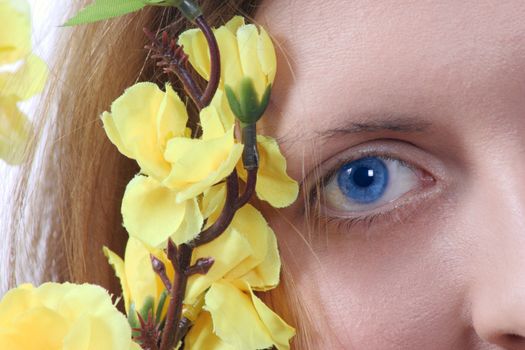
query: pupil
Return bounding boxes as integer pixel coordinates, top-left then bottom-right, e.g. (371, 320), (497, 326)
(353, 167), (374, 187)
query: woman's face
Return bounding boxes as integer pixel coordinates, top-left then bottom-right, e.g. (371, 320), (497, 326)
(255, 1), (525, 349)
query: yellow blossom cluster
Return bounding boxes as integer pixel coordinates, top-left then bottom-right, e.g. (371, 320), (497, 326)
(100, 16), (299, 350)
(0, 283), (141, 350)
(0, 0), (47, 164)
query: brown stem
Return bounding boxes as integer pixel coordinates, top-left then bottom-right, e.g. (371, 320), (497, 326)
(234, 168), (258, 210)
(187, 170), (239, 248)
(144, 28), (204, 110)
(195, 15), (221, 107)
(150, 255), (172, 292)
(165, 64), (205, 110)
(185, 257), (214, 276)
(159, 244), (193, 350)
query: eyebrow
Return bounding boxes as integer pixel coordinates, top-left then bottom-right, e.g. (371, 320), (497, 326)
(316, 115), (432, 140)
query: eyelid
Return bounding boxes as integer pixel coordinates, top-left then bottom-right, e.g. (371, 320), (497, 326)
(301, 138), (447, 218)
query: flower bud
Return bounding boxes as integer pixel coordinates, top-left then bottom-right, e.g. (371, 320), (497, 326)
(225, 78), (272, 126)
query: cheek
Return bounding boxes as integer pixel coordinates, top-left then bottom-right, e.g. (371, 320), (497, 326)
(271, 205), (471, 349)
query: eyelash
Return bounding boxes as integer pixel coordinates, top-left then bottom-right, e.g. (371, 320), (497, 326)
(323, 207), (401, 232)
(306, 152), (424, 229)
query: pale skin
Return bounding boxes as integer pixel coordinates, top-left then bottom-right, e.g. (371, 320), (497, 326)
(254, 1), (525, 349)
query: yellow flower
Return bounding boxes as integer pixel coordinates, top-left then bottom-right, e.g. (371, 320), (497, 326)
(185, 203), (281, 304)
(104, 237), (174, 321)
(179, 16), (275, 124)
(102, 82), (188, 181)
(0, 0), (47, 164)
(162, 101), (243, 202)
(185, 280), (295, 350)
(0, 282), (140, 350)
(102, 82), (243, 247)
(182, 189), (295, 349)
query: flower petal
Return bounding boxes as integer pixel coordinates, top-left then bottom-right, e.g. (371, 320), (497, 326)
(0, 283), (135, 350)
(209, 88), (235, 130)
(0, 0), (31, 64)
(185, 228), (250, 304)
(156, 83), (189, 152)
(163, 126), (243, 202)
(170, 195), (204, 245)
(184, 311), (235, 350)
(123, 238), (164, 313)
(185, 204), (272, 304)
(238, 135), (298, 208)
(235, 225), (281, 291)
(224, 16), (245, 35)
(239, 280), (296, 350)
(103, 247), (131, 313)
(204, 280), (294, 350)
(200, 105), (226, 140)
(257, 27), (277, 84)
(122, 175), (188, 247)
(223, 204), (269, 278)
(102, 83), (187, 180)
(236, 24), (267, 97)
(0, 96), (32, 164)
(200, 183), (226, 220)
(214, 25), (243, 90)
(0, 54), (48, 100)
(178, 16), (245, 89)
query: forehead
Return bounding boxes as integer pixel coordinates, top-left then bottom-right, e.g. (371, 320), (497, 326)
(255, 1), (525, 168)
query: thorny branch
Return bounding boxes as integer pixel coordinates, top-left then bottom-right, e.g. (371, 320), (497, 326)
(145, 15), (220, 111)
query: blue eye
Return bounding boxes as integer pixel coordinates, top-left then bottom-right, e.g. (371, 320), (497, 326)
(324, 155), (420, 213)
(337, 157), (389, 204)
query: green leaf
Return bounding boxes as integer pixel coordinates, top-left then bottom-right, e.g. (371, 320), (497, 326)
(128, 302), (140, 335)
(144, 0), (182, 5)
(225, 84), (243, 120)
(155, 289), (169, 324)
(63, 0), (146, 26)
(255, 83), (272, 122)
(139, 295), (155, 320)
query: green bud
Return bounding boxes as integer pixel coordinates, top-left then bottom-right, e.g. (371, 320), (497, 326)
(225, 77), (272, 125)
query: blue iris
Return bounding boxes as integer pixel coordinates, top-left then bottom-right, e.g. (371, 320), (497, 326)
(336, 157), (389, 204)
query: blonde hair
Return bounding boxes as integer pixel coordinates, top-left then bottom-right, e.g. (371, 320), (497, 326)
(9, 0), (317, 348)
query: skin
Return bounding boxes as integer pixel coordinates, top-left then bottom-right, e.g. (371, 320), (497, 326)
(254, 1), (525, 349)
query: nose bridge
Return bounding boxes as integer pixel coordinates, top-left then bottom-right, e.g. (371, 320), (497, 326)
(467, 148), (525, 347)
